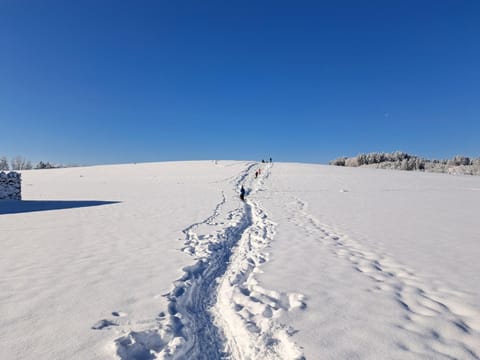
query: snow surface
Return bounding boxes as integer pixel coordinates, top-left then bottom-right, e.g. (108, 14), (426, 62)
(1, 161), (479, 359)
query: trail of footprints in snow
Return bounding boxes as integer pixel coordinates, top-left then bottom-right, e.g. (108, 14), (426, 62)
(109, 191), (240, 360)
(291, 198), (480, 359)
(92, 163), (305, 360)
(214, 198), (306, 360)
(91, 190), (238, 359)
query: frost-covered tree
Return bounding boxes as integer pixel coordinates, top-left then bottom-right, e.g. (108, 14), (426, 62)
(10, 156), (31, 170)
(448, 155), (471, 166)
(357, 154), (367, 166)
(415, 158), (425, 170)
(0, 156), (9, 170)
(35, 161), (56, 169)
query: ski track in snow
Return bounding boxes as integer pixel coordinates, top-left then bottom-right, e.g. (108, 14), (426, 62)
(95, 163), (305, 360)
(289, 197), (480, 360)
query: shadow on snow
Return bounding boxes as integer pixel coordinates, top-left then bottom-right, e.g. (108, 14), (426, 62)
(0, 200), (120, 215)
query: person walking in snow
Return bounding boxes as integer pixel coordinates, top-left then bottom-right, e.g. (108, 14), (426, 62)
(240, 186), (246, 201)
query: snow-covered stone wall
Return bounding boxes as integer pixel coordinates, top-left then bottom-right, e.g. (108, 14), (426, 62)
(0, 172), (21, 200)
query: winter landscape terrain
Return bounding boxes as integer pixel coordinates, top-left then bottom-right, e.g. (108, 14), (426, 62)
(1, 161), (480, 360)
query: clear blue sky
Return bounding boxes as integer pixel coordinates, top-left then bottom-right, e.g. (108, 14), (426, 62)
(1, 0), (479, 165)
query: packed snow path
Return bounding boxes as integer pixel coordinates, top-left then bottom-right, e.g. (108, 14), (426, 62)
(108, 163), (306, 359)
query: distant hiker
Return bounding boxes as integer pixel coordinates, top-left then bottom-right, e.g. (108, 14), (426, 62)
(255, 170), (258, 179)
(240, 186), (246, 201)
(270, 157), (272, 163)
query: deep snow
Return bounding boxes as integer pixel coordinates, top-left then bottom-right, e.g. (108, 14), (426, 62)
(1, 161), (479, 359)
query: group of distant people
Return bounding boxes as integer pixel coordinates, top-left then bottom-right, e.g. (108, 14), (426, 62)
(240, 157), (273, 201)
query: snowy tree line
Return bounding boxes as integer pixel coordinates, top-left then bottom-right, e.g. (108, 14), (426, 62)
(0, 156), (63, 171)
(330, 152), (480, 175)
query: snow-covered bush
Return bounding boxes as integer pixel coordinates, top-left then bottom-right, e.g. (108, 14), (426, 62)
(345, 157), (359, 167)
(0, 172), (21, 200)
(35, 161), (57, 169)
(329, 157), (347, 166)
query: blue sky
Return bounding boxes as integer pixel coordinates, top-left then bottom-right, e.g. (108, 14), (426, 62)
(1, 0), (478, 165)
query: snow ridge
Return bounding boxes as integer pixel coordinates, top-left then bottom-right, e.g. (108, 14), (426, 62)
(290, 198), (480, 359)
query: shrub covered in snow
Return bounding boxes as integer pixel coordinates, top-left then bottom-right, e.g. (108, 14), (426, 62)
(35, 161), (57, 169)
(0, 171), (21, 200)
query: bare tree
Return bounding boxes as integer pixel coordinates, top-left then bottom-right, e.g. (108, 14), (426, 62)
(0, 156), (9, 171)
(10, 156), (30, 170)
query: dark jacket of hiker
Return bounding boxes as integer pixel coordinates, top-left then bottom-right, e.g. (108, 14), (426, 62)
(240, 186), (246, 201)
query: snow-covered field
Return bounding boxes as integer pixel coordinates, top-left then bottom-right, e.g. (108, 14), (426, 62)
(1, 161), (479, 359)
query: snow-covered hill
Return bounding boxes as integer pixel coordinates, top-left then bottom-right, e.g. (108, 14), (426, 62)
(1, 161), (479, 359)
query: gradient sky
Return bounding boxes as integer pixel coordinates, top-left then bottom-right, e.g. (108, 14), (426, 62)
(1, 0), (479, 165)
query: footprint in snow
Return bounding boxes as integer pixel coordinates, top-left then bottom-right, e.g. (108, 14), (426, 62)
(92, 319), (118, 330)
(112, 311), (127, 317)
